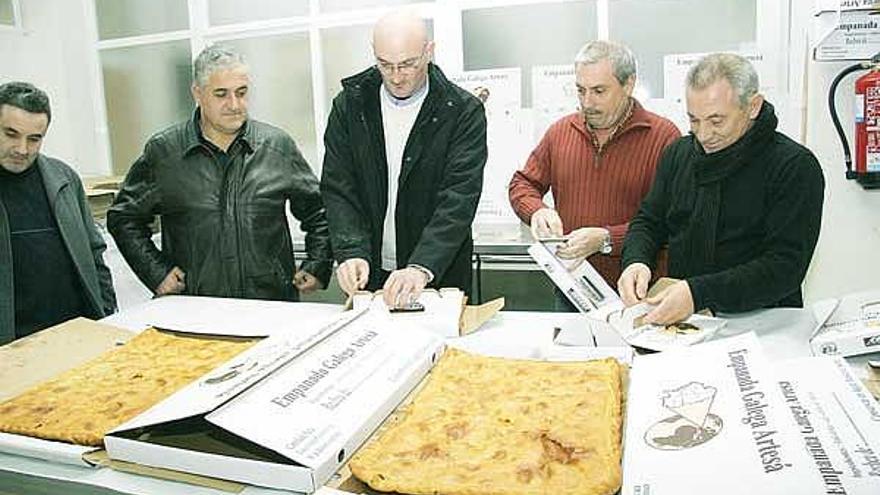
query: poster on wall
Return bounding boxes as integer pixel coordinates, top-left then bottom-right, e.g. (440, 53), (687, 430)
(450, 68), (531, 225)
(531, 64), (578, 141)
(814, 0), (880, 13)
(661, 51), (778, 132)
(814, 7), (880, 61)
(450, 68), (521, 118)
(663, 51), (777, 103)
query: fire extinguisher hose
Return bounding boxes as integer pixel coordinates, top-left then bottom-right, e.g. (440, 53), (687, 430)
(829, 63), (870, 180)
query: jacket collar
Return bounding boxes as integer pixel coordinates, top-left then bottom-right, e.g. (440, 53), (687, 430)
(36, 155), (69, 208)
(340, 63), (451, 104)
(182, 107), (255, 157)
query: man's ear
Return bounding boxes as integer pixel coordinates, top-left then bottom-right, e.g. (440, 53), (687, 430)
(748, 93), (764, 119)
(191, 83), (201, 106)
(622, 75), (636, 96)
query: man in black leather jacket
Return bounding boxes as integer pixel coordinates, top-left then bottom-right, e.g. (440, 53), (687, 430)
(108, 45), (332, 301)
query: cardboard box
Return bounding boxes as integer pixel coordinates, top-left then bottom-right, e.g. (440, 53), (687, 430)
(105, 308), (444, 493)
(811, 291), (880, 357)
(103, 295), (345, 336)
(528, 243), (727, 352)
(528, 240), (623, 316)
(609, 306), (726, 351)
(773, 356), (880, 494)
(350, 288), (504, 337)
(623, 333), (832, 495)
(322, 334), (633, 495)
(0, 318), (135, 466)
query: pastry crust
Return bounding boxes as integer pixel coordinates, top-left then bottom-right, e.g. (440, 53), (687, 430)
(0, 328), (256, 446)
(349, 348), (623, 495)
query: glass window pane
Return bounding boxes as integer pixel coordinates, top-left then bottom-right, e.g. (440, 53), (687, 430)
(320, 24), (377, 112)
(0, 0), (14, 25)
(463, 1), (597, 107)
(222, 34), (318, 172)
(100, 41), (193, 175)
(319, 0), (421, 13)
(95, 0), (188, 40)
(208, 0), (308, 26)
(320, 22), (433, 112)
(610, 0), (756, 99)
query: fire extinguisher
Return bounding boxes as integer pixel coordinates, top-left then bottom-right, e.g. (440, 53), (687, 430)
(830, 54), (880, 189)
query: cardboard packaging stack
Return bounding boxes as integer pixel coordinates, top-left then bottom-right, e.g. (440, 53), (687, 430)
(811, 290), (880, 357)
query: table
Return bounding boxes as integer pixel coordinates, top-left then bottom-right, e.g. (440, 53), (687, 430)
(1, 300), (877, 495)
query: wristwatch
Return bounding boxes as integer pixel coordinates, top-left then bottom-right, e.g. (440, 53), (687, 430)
(599, 232), (613, 255)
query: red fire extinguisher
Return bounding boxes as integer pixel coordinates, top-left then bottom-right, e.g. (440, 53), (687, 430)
(854, 69), (880, 180)
(830, 56), (880, 189)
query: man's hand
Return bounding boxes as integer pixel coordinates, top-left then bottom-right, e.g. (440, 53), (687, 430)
(382, 267), (429, 308)
(617, 262), (651, 306)
(530, 207), (563, 239)
(293, 270), (322, 293)
(336, 258), (369, 296)
(556, 227), (609, 259)
(155, 266), (186, 296)
(642, 280), (695, 325)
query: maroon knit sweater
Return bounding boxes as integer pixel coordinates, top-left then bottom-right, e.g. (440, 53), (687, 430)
(509, 101), (680, 285)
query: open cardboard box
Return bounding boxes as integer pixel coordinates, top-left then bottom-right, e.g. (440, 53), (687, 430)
(623, 332), (880, 495)
(0, 317), (136, 466)
(104, 308), (444, 493)
(321, 335), (634, 495)
(810, 290), (880, 357)
(349, 288), (504, 337)
(528, 242), (726, 352)
(105, 310), (632, 494)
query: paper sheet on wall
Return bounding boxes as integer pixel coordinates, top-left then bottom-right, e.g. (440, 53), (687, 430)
(815, 8), (880, 61)
(531, 64), (578, 141)
(450, 68), (531, 224)
(663, 51), (778, 104)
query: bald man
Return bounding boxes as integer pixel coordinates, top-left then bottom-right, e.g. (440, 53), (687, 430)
(320, 11), (487, 308)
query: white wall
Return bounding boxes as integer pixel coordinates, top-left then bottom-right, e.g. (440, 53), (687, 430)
(802, 57), (880, 302)
(792, 6), (880, 303)
(0, 0), (108, 177)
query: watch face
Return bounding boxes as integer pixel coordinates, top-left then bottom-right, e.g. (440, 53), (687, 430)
(601, 237), (613, 254)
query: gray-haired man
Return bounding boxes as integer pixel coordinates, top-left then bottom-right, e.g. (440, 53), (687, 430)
(509, 40), (679, 295)
(108, 45), (332, 301)
(618, 53), (824, 324)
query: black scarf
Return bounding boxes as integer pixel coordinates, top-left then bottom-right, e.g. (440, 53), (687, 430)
(679, 101), (777, 276)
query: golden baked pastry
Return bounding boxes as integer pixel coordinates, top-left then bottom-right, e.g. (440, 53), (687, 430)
(0, 328), (256, 446)
(349, 348), (623, 495)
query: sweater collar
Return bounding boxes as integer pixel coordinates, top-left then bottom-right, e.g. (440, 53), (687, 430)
(570, 98), (653, 138)
(381, 77), (429, 108)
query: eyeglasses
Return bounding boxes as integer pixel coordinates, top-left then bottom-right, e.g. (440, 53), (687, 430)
(375, 51), (426, 75)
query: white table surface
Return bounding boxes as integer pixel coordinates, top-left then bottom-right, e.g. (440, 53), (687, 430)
(1, 299), (877, 495)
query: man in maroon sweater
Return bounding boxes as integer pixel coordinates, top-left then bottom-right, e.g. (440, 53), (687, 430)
(509, 40), (679, 289)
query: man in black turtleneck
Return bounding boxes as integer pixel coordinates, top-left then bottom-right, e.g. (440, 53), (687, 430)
(0, 82), (116, 344)
(618, 53), (824, 324)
